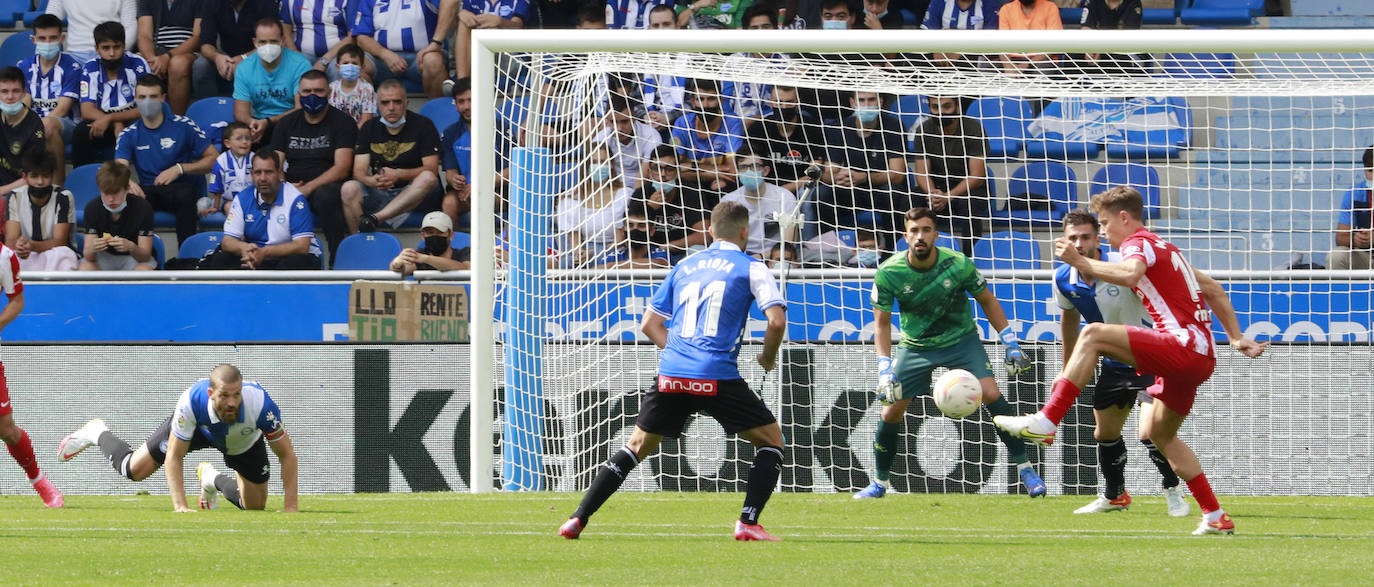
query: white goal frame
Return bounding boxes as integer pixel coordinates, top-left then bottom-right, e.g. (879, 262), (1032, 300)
(466, 28), (1374, 493)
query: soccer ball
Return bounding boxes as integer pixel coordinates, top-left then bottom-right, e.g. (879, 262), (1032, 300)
(932, 369), (982, 419)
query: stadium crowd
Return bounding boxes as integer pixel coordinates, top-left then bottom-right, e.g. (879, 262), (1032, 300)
(0, 0), (1360, 271)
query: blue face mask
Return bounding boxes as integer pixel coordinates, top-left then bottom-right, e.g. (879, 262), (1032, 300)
(652, 180), (676, 194)
(35, 41), (61, 60)
(822, 19), (848, 30)
(381, 115), (407, 129)
(338, 63), (361, 81)
(103, 200), (128, 214)
(0, 100), (24, 117)
(855, 249), (880, 267)
(301, 93), (328, 115)
(589, 164), (612, 182)
(739, 169), (765, 190)
(854, 105), (880, 124)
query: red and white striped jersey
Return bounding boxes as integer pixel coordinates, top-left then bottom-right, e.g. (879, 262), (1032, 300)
(0, 244), (21, 300)
(1119, 227), (1214, 358)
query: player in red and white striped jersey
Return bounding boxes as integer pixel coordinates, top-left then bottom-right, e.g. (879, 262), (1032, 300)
(996, 187), (1267, 535)
(0, 243), (63, 507)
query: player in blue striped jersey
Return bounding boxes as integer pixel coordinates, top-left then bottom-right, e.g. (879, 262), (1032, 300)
(352, 0), (451, 98)
(73, 22), (149, 167)
(58, 364), (300, 513)
(19, 15), (82, 183)
(560, 200), (790, 541)
(1054, 209), (1189, 516)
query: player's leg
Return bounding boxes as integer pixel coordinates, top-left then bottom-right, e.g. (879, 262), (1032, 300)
(713, 380), (784, 540)
(857, 346), (932, 498)
(58, 416), (161, 481)
(0, 405), (63, 507)
(1136, 397), (1188, 517)
(1141, 384), (1231, 534)
(205, 438), (269, 510)
(996, 323), (1138, 444)
(1074, 396), (1133, 514)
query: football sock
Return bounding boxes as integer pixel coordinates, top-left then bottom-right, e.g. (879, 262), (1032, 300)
(572, 447), (639, 523)
(1142, 439), (1180, 488)
(985, 397), (1028, 464)
(1098, 437), (1127, 499)
(1185, 472), (1222, 514)
(96, 431), (137, 481)
(4, 428), (41, 480)
(873, 420), (900, 482)
(215, 473), (244, 510)
(1042, 378), (1082, 425)
(740, 446), (783, 525)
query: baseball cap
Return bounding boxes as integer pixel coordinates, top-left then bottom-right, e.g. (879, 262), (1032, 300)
(421, 211), (453, 233)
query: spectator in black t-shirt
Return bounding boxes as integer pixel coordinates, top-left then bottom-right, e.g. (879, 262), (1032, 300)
(818, 90), (907, 244)
(194, 0), (280, 99)
(911, 95), (988, 256)
(634, 144), (717, 261)
(137, 0), (199, 113)
(389, 211), (469, 276)
(341, 79), (442, 233)
(747, 84), (824, 197)
(272, 69), (358, 259)
(1076, 0), (1145, 75)
(80, 161), (156, 271)
(0, 67), (47, 196)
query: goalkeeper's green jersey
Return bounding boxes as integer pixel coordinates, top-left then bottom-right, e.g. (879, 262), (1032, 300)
(869, 247), (988, 351)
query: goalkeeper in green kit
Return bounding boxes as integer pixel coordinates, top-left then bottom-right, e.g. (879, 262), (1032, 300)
(854, 207), (1047, 499)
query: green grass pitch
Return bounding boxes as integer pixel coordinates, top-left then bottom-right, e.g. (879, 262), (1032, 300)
(3, 493), (1372, 584)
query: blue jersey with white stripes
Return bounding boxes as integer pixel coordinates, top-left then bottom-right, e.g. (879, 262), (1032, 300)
(605, 0), (672, 29)
(1054, 248), (1152, 369)
(19, 54), (83, 122)
(648, 241), (785, 380)
(172, 378), (285, 456)
(282, 0), (352, 59)
(352, 0), (438, 53)
(79, 54), (149, 114)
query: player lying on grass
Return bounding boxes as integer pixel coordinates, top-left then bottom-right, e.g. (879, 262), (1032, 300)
(854, 206), (1046, 500)
(1054, 209), (1189, 517)
(58, 364), (299, 513)
(995, 187), (1267, 535)
(559, 200), (788, 541)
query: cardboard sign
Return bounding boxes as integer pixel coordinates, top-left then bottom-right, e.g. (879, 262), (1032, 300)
(349, 282), (468, 342)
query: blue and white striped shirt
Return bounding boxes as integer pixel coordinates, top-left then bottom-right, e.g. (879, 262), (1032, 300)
(19, 53), (83, 122)
(282, 0), (351, 60)
(79, 54), (150, 114)
(351, 0), (438, 53)
(605, 0), (671, 29)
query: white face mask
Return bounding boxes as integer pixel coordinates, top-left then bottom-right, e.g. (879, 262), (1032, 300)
(257, 43), (282, 64)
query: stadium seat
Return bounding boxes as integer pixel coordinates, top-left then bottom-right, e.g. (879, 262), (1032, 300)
(1180, 0), (1265, 26)
(0, 31), (33, 67)
(151, 234), (166, 269)
(186, 97), (236, 148)
(333, 232), (402, 270)
(420, 98), (460, 134)
(67, 163), (102, 225)
(177, 231), (224, 260)
(1142, 0), (1186, 24)
(1160, 52), (1237, 79)
(892, 94), (928, 134)
(967, 96), (1033, 158)
(152, 175), (208, 229)
(200, 212), (227, 229)
(990, 161), (1077, 228)
(451, 231), (471, 250)
(971, 231), (1041, 272)
(21, 0), (47, 27)
(1090, 163), (1162, 219)
(1103, 96), (1191, 159)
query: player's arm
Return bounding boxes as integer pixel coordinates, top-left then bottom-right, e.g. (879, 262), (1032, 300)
(1078, 256), (1146, 289)
(640, 311), (669, 349)
(1194, 268), (1269, 358)
(268, 430), (299, 513)
(1060, 307), (1081, 359)
(974, 287), (1032, 376)
(758, 305), (785, 372)
(164, 434), (195, 512)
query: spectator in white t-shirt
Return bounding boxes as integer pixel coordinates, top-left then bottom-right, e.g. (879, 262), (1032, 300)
(45, 0), (139, 64)
(720, 146), (799, 258)
(555, 143), (632, 268)
(594, 95), (661, 190)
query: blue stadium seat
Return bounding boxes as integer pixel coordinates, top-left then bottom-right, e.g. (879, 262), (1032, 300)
(200, 211), (227, 229)
(971, 231), (1041, 272)
(1151, 231), (1249, 271)
(22, 0), (48, 27)
(892, 94), (928, 135)
(1160, 52), (1237, 79)
(420, 98), (460, 134)
(186, 97), (236, 148)
(151, 234), (166, 269)
(1090, 163), (1162, 219)
(967, 97), (1032, 159)
(1229, 95), (1374, 117)
(333, 232), (402, 270)
(1142, 0), (1186, 24)
(451, 231), (471, 250)
(1180, 0), (1265, 26)
(177, 231), (224, 259)
(990, 162), (1077, 229)
(0, 31), (33, 67)
(1103, 96), (1191, 159)
(1252, 52), (1374, 80)
(67, 163), (101, 225)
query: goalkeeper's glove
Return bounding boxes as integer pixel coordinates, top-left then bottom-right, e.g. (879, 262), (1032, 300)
(1000, 326), (1032, 377)
(876, 356), (898, 405)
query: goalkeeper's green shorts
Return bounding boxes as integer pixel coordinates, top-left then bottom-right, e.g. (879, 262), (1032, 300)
(892, 333), (995, 401)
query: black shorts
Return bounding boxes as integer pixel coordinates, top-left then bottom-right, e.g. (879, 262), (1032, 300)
(144, 415), (272, 484)
(636, 377), (777, 438)
(1093, 365), (1156, 411)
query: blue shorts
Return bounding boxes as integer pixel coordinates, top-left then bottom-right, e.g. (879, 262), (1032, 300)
(368, 49), (445, 86)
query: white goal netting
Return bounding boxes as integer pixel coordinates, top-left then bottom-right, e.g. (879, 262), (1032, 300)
(470, 31), (1374, 497)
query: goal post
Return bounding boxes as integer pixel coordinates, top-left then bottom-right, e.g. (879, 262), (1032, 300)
(469, 29), (1374, 495)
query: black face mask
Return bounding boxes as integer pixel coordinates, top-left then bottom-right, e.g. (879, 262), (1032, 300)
(28, 185), (52, 200)
(628, 230), (650, 247)
(424, 235), (450, 254)
(101, 57), (122, 70)
(775, 105), (800, 120)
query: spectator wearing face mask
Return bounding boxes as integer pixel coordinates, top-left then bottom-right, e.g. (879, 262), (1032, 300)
(73, 21), (149, 167)
(80, 161), (156, 271)
(233, 18), (314, 146)
(720, 147), (799, 258)
(856, 0), (908, 29)
(114, 74), (219, 249)
(0, 68), (47, 197)
(390, 211), (470, 276)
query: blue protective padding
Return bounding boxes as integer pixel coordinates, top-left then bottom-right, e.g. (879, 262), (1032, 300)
(503, 147), (553, 491)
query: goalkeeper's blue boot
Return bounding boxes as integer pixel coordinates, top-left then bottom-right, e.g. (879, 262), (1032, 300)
(853, 482), (886, 499)
(1019, 466), (1047, 498)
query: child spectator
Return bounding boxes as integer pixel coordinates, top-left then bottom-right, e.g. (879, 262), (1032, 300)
(73, 21), (149, 167)
(328, 44), (376, 128)
(208, 121), (254, 216)
(5, 148), (78, 271)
